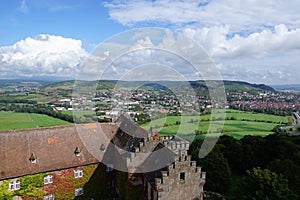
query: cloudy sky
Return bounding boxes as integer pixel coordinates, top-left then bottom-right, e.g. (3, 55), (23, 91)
(0, 0), (299, 84)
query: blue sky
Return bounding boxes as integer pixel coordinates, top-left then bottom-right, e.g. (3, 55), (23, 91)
(0, 0), (127, 47)
(0, 0), (300, 84)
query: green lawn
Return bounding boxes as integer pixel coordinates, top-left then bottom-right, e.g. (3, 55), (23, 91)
(142, 109), (289, 139)
(0, 112), (71, 131)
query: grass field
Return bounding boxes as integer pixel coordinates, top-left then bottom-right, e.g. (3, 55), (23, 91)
(62, 110), (94, 117)
(0, 112), (71, 131)
(142, 109), (289, 139)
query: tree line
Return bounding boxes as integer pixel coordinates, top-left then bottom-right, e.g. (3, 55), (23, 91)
(229, 105), (294, 116)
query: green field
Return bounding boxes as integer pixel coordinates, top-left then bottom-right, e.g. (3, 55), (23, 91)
(63, 110), (94, 117)
(0, 112), (71, 131)
(142, 109), (289, 139)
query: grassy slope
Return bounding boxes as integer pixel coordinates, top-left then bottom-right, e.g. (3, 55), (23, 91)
(0, 112), (71, 131)
(142, 109), (289, 139)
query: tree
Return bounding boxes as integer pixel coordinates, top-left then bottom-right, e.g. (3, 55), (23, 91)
(215, 136), (255, 175)
(189, 139), (231, 193)
(272, 125), (284, 135)
(196, 146), (231, 194)
(239, 167), (295, 200)
(267, 159), (300, 196)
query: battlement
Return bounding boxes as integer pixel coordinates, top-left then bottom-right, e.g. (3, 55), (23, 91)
(159, 136), (190, 156)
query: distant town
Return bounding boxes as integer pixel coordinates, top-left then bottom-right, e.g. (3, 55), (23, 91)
(1, 79), (300, 200)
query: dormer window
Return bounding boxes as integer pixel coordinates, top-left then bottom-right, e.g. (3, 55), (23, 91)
(29, 153), (37, 164)
(100, 144), (106, 152)
(74, 147), (81, 156)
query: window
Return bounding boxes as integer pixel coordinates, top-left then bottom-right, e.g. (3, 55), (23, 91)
(179, 172), (185, 181)
(107, 179), (115, 189)
(74, 169), (83, 178)
(44, 174), (53, 184)
(9, 181), (14, 191)
(75, 187), (84, 196)
(44, 194), (55, 200)
(15, 180), (20, 190)
(9, 180), (20, 191)
(106, 164), (114, 172)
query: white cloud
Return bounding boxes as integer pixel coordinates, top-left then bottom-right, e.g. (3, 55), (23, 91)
(215, 52), (300, 85)
(80, 29), (220, 81)
(183, 24), (300, 59)
(181, 24), (300, 84)
(104, 0), (300, 31)
(103, 1), (300, 84)
(0, 34), (88, 77)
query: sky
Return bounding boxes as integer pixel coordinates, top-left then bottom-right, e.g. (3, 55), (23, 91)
(0, 0), (299, 84)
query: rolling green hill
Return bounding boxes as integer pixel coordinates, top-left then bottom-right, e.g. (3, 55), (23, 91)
(142, 109), (288, 139)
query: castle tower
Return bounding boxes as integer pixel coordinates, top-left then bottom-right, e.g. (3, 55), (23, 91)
(154, 150), (205, 200)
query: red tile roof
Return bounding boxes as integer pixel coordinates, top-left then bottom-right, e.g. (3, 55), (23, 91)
(0, 123), (118, 180)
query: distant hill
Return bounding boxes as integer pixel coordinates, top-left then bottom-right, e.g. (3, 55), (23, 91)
(0, 79), (52, 87)
(272, 84), (300, 95)
(42, 79), (275, 94)
(186, 80), (274, 93)
(272, 84), (300, 89)
(222, 80), (275, 92)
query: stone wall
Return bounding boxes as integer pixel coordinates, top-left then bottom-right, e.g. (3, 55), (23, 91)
(155, 150), (205, 200)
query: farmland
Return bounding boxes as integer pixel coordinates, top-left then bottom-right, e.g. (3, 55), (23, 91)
(0, 112), (71, 131)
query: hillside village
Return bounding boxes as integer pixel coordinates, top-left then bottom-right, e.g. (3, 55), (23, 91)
(63, 83), (300, 121)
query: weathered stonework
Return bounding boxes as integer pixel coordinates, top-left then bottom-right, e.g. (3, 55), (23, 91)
(155, 150), (205, 200)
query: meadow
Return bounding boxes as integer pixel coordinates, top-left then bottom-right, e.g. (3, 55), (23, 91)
(142, 109), (289, 139)
(0, 112), (71, 131)
(62, 110), (94, 117)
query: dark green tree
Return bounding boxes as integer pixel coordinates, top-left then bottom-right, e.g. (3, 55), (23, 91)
(195, 144), (232, 194)
(239, 167), (295, 200)
(267, 159), (300, 197)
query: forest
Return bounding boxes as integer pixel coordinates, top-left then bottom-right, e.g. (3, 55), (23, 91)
(189, 134), (300, 200)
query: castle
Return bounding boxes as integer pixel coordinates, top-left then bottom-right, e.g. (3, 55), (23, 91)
(0, 116), (205, 200)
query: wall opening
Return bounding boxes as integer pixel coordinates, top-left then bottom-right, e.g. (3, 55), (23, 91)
(179, 172), (185, 181)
